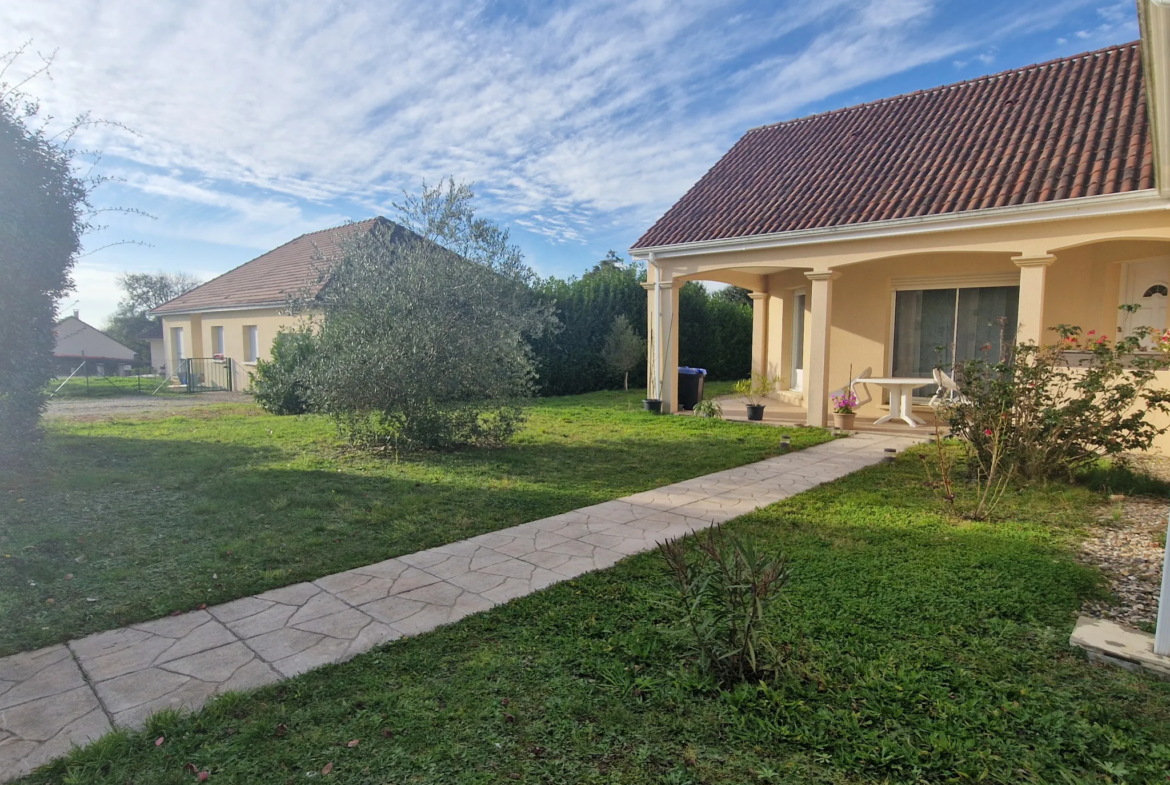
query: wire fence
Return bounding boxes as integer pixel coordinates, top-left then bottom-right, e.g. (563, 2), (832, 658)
(48, 358), (236, 398)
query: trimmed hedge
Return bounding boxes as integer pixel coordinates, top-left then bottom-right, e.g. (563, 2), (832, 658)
(532, 266), (751, 395)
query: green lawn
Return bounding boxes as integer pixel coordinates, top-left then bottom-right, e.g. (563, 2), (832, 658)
(22, 451), (1170, 784)
(47, 375), (182, 399)
(0, 384), (824, 655)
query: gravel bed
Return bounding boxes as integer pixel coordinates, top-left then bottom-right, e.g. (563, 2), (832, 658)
(44, 391), (252, 419)
(1078, 497), (1166, 630)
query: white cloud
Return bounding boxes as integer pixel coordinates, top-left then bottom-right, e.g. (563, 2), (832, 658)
(4, 0), (1137, 315)
(1, 0), (1015, 248)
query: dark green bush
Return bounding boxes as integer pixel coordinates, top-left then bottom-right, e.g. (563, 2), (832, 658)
(0, 76), (88, 463)
(531, 269), (752, 395)
(249, 326), (317, 415)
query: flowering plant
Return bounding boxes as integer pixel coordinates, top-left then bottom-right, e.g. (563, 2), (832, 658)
(830, 389), (859, 414)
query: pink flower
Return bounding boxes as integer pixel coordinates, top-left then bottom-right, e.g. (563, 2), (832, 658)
(1088, 330), (1096, 336)
(984, 429), (993, 436)
(1065, 336), (1077, 343)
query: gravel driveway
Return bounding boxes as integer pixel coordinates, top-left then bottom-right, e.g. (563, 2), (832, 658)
(44, 391), (253, 419)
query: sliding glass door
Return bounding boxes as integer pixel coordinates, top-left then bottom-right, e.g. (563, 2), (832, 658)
(891, 284), (1018, 392)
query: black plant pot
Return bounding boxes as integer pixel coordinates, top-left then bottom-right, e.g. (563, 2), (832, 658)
(643, 398), (663, 414)
(746, 404), (765, 421)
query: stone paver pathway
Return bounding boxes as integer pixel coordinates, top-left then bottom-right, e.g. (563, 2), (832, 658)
(0, 432), (920, 781)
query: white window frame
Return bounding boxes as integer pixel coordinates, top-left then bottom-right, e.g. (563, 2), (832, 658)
(887, 273), (1022, 401)
(244, 325), (259, 364)
(211, 326), (225, 356)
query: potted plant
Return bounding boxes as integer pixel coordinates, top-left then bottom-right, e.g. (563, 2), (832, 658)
(830, 389), (858, 429)
(732, 372), (781, 421)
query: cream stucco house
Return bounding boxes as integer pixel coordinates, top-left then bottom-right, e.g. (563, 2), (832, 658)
(631, 1), (1170, 444)
(151, 218), (390, 390)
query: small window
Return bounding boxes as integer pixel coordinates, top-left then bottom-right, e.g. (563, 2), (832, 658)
(211, 326), (224, 356)
(1143, 284), (1168, 298)
(244, 326), (259, 363)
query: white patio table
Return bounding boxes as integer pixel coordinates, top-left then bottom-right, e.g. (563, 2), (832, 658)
(865, 377), (935, 427)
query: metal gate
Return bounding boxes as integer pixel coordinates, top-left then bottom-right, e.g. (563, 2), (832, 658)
(180, 358), (233, 392)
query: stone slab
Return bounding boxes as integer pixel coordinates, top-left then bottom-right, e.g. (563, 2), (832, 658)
(1069, 615), (1170, 679)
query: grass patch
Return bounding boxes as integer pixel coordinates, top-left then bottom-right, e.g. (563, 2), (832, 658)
(0, 384), (823, 655)
(22, 451), (1170, 784)
(47, 376), (183, 399)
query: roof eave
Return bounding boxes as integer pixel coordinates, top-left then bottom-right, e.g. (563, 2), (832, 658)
(151, 301), (294, 317)
(629, 190), (1170, 260)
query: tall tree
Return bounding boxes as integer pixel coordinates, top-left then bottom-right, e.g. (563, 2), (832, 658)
(713, 285), (753, 306)
(105, 271), (201, 360)
(0, 53), (88, 461)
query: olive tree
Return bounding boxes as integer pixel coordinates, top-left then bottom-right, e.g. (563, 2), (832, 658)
(304, 189), (556, 453)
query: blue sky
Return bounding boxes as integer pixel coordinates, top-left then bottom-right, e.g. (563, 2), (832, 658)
(2, 0), (1139, 326)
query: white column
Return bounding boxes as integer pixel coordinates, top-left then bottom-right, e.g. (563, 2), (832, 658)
(748, 291), (769, 377)
(804, 271), (838, 428)
(1013, 255), (1054, 346)
(642, 265), (680, 412)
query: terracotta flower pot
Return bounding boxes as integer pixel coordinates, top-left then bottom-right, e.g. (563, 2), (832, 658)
(746, 404), (765, 421)
(833, 412), (856, 429)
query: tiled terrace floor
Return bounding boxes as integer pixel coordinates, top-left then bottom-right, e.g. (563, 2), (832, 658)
(0, 431), (923, 782)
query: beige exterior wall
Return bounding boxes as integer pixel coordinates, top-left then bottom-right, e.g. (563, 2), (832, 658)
(640, 200), (1170, 449)
(160, 308), (312, 390)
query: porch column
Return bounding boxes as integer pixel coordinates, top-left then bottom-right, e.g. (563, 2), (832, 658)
(804, 271), (838, 428)
(642, 264), (680, 413)
(748, 291), (769, 377)
(1013, 255), (1054, 346)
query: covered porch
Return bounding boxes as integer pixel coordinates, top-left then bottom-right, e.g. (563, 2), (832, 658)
(637, 205), (1170, 432)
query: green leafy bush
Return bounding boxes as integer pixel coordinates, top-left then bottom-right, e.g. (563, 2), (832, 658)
(249, 326), (317, 415)
(657, 525), (789, 685)
(944, 324), (1170, 481)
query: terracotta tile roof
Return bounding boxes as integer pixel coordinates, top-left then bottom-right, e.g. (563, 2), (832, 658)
(152, 217), (393, 315)
(633, 41), (1153, 249)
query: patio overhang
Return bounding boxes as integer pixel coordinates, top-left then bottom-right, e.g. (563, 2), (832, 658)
(633, 199), (1170, 429)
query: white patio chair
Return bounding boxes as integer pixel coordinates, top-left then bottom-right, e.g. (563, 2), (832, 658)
(829, 366), (873, 407)
(929, 367), (969, 408)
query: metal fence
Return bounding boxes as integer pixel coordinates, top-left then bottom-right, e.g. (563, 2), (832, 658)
(179, 358), (234, 392)
(49, 358), (235, 397)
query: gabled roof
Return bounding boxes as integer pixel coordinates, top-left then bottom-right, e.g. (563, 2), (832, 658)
(633, 41), (1153, 250)
(152, 217), (394, 315)
(54, 316), (137, 361)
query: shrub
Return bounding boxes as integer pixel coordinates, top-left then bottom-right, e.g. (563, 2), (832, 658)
(302, 183), (556, 454)
(0, 68), (88, 463)
(657, 525), (789, 685)
(943, 324), (1170, 482)
(250, 326), (317, 415)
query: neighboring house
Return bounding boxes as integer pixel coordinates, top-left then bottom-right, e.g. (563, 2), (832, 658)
(631, 0), (1170, 447)
(140, 320), (165, 374)
(53, 313), (137, 376)
(151, 217), (397, 389)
